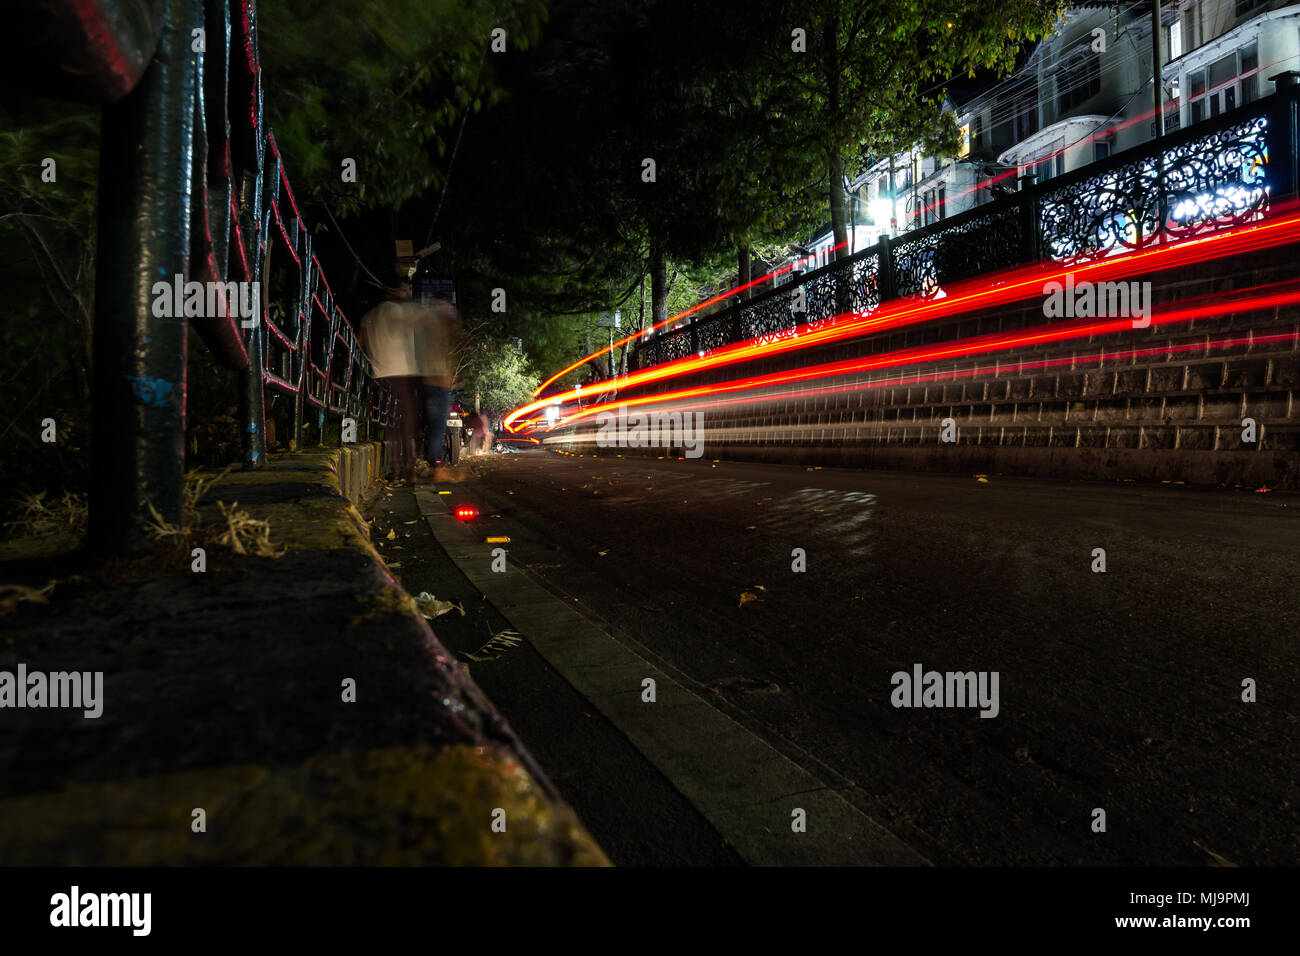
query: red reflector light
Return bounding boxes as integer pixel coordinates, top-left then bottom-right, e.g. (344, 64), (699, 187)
(455, 506), (478, 520)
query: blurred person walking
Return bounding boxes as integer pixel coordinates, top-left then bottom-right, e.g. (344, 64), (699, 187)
(462, 410), (492, 456)
(359, 279), (421, 481)
(414, 291), (464, 477)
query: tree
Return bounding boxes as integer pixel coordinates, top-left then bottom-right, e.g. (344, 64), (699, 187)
(258, 0), (549, 218)
(759, 0), (1063, 259)
(455, 337), (540, 419)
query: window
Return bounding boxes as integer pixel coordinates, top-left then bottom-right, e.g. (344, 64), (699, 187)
(1168, 21), (1182, 61)
(1025, 141), (1065, 182)
(921, 185), (947, 226)
(1186, 41), (1259, 124)
(1013, 94), (1039, 142)
(958, 124), (971, 158)
(1094, 141), (1110, 162)
(1057, 51), (1101, 114)
(1241, 42), (1259, 102)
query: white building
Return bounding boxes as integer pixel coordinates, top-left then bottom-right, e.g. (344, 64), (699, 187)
(795, 0), (1300, 261)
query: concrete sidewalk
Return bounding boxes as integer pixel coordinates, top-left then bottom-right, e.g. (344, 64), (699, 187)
(0, 447), (607, 865)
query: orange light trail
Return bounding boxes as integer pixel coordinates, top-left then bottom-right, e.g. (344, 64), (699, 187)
(543, 279), (1300, 431)
(530, 241), (852, 397)
(548, 329), (1296, 428)
(506, 205), (1300, 432)
(535, 47), (1298, 399)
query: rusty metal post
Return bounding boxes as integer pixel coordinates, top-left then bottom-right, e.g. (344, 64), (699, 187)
(90, 0), (203, 553)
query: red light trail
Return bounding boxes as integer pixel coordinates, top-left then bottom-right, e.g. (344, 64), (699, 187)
(506, 204), (1300, 432)
(538, 277), (1300, 432)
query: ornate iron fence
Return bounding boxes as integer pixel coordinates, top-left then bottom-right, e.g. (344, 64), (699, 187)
(631, 72), (1300, 375)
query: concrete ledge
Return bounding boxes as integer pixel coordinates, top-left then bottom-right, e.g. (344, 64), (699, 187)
(0, 449), (608, 865)
(336, 441), (385, 506)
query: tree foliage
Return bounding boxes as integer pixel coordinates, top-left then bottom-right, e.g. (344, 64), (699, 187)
(0, 97), (100, 507)
(455, 337), (540, 419)
(756, 0), (1064, 255)
(259, 0), (549, 217)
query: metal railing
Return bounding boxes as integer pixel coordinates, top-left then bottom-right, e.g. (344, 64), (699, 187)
(14, 0), (393, 551)
(631, 73), (1300, 374)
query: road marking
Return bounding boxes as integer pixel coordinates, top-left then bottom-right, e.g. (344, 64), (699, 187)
(414, 483), (927, 866)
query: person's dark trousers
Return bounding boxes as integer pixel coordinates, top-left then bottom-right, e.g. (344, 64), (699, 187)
(385, 376), (420, 479)
(424, 385), (451, 465)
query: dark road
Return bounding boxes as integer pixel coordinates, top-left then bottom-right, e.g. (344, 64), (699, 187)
(374, 450), (1300, 865)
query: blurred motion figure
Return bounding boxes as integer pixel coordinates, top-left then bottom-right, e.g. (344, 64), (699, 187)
(359, 279), (421, 481)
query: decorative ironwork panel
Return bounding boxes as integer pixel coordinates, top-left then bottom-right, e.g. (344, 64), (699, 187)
(848, 252), (881, 314)
(893, 202), (1027, 298)
(741, 289), (801, 348)
(801, 267), (848, 324)
(1163, 114), (1269, 242)
(641, 326), (692, 367)
(696, 312), (735, 354)
(1039, 113), (1269, 261)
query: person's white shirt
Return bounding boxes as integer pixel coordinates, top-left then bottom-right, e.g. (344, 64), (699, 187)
(360, 301), (420, 378)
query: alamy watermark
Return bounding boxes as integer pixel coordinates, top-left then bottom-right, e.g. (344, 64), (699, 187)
(594, 404), (704, 458)
(1043, 275), (1151, 328)
(50, 886), (150, 936)
(891, 663), (999, 718)
(0, 664), (103, 718)
(151, 274), (260, 328)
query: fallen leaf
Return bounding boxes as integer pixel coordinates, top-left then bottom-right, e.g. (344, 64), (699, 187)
(385, 529), (396, 540)
(414, 591), (466, 619)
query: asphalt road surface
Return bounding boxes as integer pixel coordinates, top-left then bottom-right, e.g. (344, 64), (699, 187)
(371, 449), (1299, 866)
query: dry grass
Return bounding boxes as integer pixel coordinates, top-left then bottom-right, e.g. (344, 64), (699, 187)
(144, 465), (283, 558)
(4, 491), (87, 540)
(212, 500), (286, 558)
(145, 466), (235, 543)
